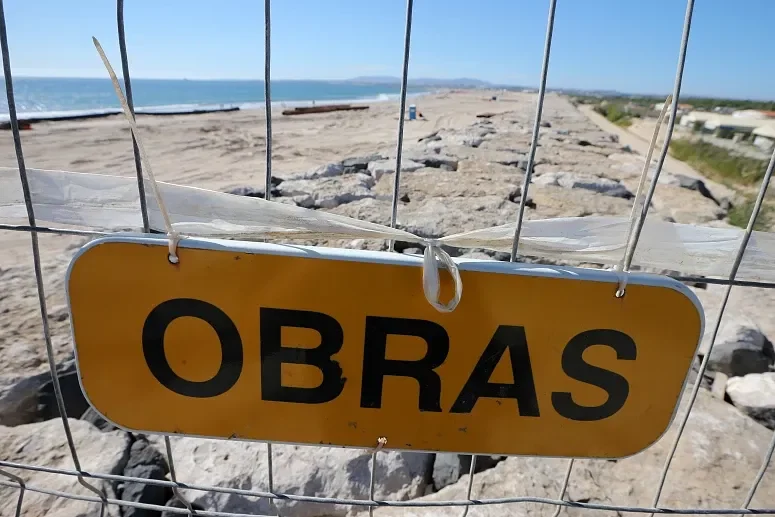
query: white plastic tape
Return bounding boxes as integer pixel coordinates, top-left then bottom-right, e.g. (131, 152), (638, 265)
(3, 167), (775, 305)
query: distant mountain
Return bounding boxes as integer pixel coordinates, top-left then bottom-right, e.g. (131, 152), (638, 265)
(345, 76), (493, 88)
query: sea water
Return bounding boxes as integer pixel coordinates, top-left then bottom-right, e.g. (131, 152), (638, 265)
(0, 77), (428, 119)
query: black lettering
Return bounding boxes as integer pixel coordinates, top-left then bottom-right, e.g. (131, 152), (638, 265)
(361, 317), (449, 412)
(551, 329), (636, 421)
(450, 326), (539, 416)
(142, 298), (243, 398)
(260, 308), (345, 404)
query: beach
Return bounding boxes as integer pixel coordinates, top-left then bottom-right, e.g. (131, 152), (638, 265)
(3, 89), (775, 515)
(0, 88), (756, 378)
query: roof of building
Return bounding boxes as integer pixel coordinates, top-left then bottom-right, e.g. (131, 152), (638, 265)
(732, 109), (769, 119)
(753, 124), (775, 139)
(681, 111), (716, 123)
(704, 114), (762, 131)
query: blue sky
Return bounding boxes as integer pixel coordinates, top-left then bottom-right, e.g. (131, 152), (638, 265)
(3, 0), (774, 99)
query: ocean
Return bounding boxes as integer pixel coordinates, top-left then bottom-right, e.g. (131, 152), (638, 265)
(0, 77), (428, 119)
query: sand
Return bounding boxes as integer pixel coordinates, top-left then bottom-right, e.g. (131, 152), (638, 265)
(0, 88), (762, 388)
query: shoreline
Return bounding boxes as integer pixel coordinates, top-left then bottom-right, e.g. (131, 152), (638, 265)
(0, 90), (434, 124)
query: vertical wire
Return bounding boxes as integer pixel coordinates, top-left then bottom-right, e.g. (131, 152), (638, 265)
(0, 469), (25, 517)
(117, 0), (149, 232)
(165, 436), (196, 515)
(263, 0), (276, 499)
(264, 1), (276, 505)
(622, 0), (695, 271)
(367, 448), (378, 517)
(118, 4), (182, 513)
(740, 430), (775, 513)
(263, 0), (273, 201)
(509, 0), (557, 261)
(0, 1), (107, 515)
(267, 442), (275, 499)
(460, 456), (477, 517)
(387, 0), (414, 252)
(550, 459), (575, 517)
(650, 144), (775, 511)
(368, 437), (387, 517)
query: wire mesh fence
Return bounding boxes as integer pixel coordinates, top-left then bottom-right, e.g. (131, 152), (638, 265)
(1, 0), (775, 516)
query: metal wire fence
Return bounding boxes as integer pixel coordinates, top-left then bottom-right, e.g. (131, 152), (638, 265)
(1, 0), (775, 515)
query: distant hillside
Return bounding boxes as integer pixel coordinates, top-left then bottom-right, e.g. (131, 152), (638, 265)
(346, 76), (493, 88)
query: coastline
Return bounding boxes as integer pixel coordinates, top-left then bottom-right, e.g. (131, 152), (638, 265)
(0, 90), (434, 124)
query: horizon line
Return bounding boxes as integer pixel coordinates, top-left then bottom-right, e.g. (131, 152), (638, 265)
(4, 75), (773, 103)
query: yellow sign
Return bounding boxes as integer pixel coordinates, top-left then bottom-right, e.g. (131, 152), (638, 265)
(67, 236), (703, 458)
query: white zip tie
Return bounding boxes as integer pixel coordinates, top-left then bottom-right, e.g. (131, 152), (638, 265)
(167, 230), (181, 264)
(615, 94), (673, 298)
(93, 37), (181, 264)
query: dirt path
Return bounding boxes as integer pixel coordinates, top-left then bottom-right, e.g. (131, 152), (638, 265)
(579, 105), (696, 176)
(578, 105), (739, 203)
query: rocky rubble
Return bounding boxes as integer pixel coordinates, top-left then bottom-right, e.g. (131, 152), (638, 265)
(2, 94), (774, 516)
(374, 389), (775, 516)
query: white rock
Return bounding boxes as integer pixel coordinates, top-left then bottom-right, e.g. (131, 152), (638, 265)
(727, 372), (775, 427)
(367, 160), (424, 181)
(534, 171), (632, 198)
(278, 174), (376, 209)
(372, 168), (519, 201)
(162, 437), (432, 516)
(0, 419), (130, 517)
(555, 174), (631, 198)
(374, 388), (775, 516)
(303, 162), (345, 180)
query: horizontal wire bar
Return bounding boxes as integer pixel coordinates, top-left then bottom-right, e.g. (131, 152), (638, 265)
(0, 224), (110, 237)
(670, 276), (775, 289)
(2, 478), (775, 515)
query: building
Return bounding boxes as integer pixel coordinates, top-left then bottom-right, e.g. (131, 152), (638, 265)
(732, 109), (769, 119)
(653, 102), (693, 115)
(703, 114), (762, 140)
(679, 111), (715, 130)
(753, 124), (775, 152)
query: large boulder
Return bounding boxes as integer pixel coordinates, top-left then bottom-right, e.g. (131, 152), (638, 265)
(374, 388), (775, 516)
(372, 169), (519, 202)
(367, 160), (424, 181)
(529, 184), (632, 219)
(342, 154), (385, 173)
(727, 373), (775, 428)
(533, 171), (632, 198)
(120, 437), (172, 517)
(303, 162), (345, 180)
(161, 437), (433, 516)
(278, 173), (376, 209)
(643, 184), (726, 224)
(432, 454), (504, 490)
(225, 178), (282, 199)
(0, 357), (88, 426)
(403, 153), (459, 171)
(0, 419), (131, 517)
(701, 321), (774, 377)
(442, 129), (490, 148)
(659, 173), (717, 203)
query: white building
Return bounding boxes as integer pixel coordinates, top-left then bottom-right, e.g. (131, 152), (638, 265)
(703, 114), (761, 140)
(753, 125), (775, 152)
(732, 109), (769, 119)
(679, 111), (715, 130)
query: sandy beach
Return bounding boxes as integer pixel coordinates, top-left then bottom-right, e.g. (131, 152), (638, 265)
(0, 88), (751, 382)
(4, 89), (775, 516)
